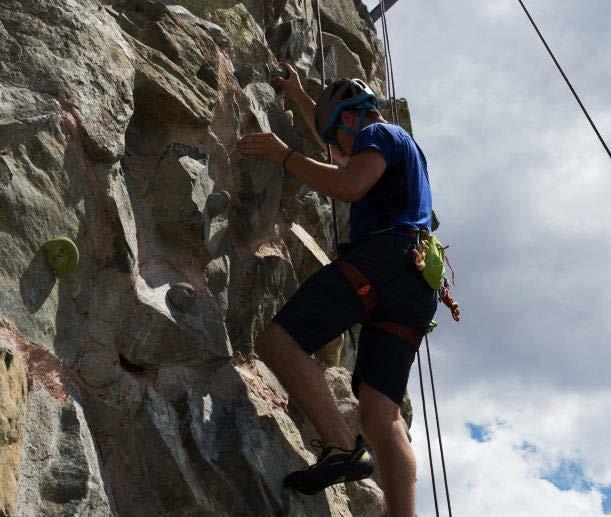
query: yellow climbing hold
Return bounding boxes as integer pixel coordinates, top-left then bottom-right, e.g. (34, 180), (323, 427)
(42, 237), (79, 278)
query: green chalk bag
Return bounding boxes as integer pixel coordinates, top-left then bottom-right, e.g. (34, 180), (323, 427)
(422, 235), (445, 290)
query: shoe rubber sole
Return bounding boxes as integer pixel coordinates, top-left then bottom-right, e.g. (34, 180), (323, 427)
(286, 460), (374, 495)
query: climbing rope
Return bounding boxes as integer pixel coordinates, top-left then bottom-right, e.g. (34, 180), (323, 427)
(314, 0), (340, 252)
(379, 0), (399, 124)
(376, 5), (453, 515)
(314, 0), (357, 351)
(416, 348), (440, 517)
(425, 333), (453, 517)
(369, 0), (399, 24)
(517, 0), (611, 160)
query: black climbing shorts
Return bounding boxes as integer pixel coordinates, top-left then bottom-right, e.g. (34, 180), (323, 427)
(273, 232), (438, 406)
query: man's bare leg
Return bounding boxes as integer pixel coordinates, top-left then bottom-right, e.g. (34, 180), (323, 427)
(359, 382), (417, 517)
(255, 322), (354, 450)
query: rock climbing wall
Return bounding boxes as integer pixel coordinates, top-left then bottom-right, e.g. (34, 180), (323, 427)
(0, 0), (409, 515)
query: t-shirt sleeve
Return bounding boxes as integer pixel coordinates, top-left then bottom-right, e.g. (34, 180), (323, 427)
(351, 123), (397, 166)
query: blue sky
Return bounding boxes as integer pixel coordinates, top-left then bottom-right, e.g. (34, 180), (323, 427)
(363, 0), (611, 515)
(466, 422), (492, 443)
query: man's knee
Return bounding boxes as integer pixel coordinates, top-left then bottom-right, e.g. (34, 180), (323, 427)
(360, 410), (402, 444)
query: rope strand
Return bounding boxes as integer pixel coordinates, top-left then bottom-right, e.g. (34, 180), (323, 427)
(417, 349), (440, 517)
(314, 0), (338, 248)
(425, 334), (453, 516)
(315, 0), (357, 353)
(517, 0), (611, 160)
(379, 0), (396, 123)
(380, 0), (399, 124)
(377, 4), (451, 514)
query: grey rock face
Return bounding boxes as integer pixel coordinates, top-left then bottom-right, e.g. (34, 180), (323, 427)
(17, 391), (112, 517)
(0, 345), (27, 516)
(0, 0), (408, 514)
(320, 0), (386, 95)
(322, 32), (368, 84)
(0, 0), (135, 162)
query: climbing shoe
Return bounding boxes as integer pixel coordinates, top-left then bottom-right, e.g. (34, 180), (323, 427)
(284, 435), (374, 495)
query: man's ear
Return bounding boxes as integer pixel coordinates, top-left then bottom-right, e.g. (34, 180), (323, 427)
(339, 110), (353, 127)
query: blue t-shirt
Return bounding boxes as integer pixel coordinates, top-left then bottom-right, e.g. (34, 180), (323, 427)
(349, 122), (432, 241)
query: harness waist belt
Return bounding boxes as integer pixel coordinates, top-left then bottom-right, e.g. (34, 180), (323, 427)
(334, 259), (425, 348)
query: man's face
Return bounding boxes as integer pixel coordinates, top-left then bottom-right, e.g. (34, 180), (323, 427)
(328, 111), (360, 156)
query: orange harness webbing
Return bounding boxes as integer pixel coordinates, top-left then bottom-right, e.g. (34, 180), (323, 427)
(335, 260), (377, 317)
(334, 259), (425, 348)
(369, 321), (424, 348)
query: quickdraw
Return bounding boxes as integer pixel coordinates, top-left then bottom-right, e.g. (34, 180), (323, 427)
(440, 278), (460, 322)
(412, 236), (461, 322)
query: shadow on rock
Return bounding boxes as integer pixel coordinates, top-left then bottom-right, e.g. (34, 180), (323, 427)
(20, 250), (56, 313)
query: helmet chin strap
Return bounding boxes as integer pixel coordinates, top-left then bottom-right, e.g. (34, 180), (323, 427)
(358, 108), (367, 131)
(334, 109), (367, 138)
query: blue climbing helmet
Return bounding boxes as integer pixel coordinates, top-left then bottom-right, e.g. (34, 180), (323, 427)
(315, 78), (379, 144)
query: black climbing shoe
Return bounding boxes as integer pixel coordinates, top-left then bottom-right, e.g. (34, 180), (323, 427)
(284, 435), (374, 495)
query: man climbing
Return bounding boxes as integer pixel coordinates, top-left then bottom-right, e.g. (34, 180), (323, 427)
(239, 64), (437, 517)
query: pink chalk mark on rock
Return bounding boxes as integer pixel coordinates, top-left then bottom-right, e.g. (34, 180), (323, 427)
(59, 104), (116, 268)
(0, 319), (71, 401)
(0, 319), (150, 408)
(236, 360), (288, 413)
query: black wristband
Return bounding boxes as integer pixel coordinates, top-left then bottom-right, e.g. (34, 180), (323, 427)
(282, 149), (295, 172)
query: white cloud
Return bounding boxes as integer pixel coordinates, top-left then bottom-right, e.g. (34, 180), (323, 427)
(407, 384), (611, 516)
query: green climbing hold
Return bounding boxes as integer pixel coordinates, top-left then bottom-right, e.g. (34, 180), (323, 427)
(42, 237), (79, 278)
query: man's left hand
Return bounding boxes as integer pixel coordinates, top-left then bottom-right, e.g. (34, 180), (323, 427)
(239, 133), (290, 164)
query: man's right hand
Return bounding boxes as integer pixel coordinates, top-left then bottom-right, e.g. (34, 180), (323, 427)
(271, 62), (304, 101)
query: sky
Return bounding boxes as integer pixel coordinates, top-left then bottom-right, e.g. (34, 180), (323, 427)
(362, 0), (611, 515)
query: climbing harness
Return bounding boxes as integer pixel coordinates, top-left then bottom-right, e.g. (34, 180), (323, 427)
(517, 0), (611, 161)
(334, 258), (427, 348)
